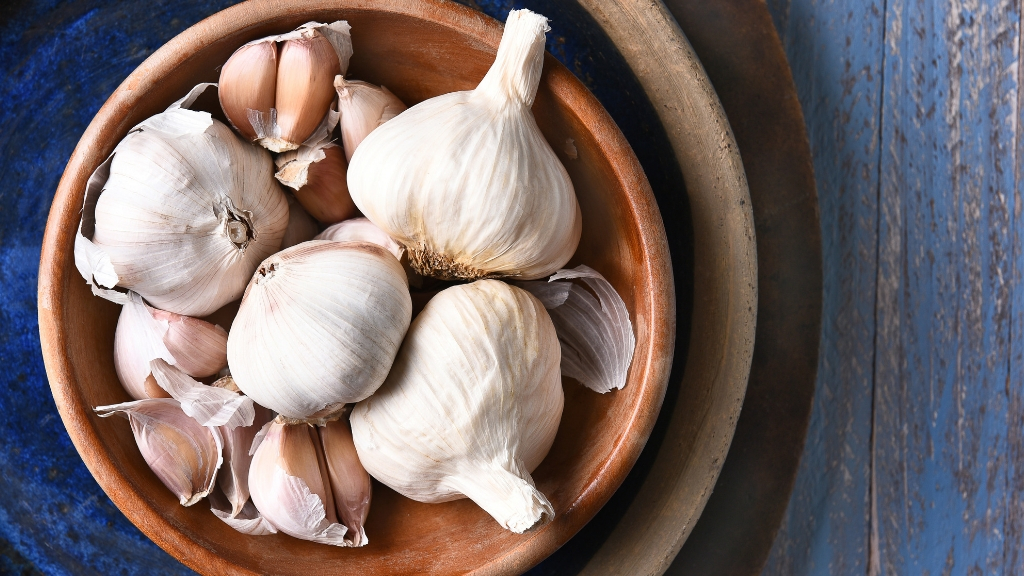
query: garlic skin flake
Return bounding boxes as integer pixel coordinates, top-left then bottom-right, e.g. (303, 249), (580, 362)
(351, 280), (563, 533)
(519, 265), (636, 393)
(347, 9), (581, 281)
(76, 84), (290, 317)
(335, 77), (407, 162)
(249, 421), (350, 546)
(96, 398), (223, 506)
(228, 241), (412, 421)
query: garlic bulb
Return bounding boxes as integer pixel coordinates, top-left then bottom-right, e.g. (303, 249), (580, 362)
(228, 241), (412, 422)
(113, 292), (228, 400)
(74, 84), (290, 317)
(276, 144), (355, 224)
(281, 194), (319, 248)
(347, 9), (581, 281)
(248, 420), (350, 546)
(319, 418), (371, 547)
(518, 265), (636, 393)
(351, 280), (563, 533)
(97, 398), (223, 506)
(219, 22), (352, 152)
(315, 217), (403, 261)
(335, 77), (406, 161)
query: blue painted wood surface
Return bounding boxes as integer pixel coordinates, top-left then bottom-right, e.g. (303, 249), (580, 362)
(764, 0), (1024, 575)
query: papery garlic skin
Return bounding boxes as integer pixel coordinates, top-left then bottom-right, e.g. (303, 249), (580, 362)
(335, 77), (407, 162)
(347, 9), (581, 281)
(320, 418), (371, 547)
(228, 241), (412, 421)
(351, 280), (563, 533)
(81, 85), (290, 317)
(97, 398), (223, 506)
(217, 397), (274, 518)
(249, 421), (350, 546)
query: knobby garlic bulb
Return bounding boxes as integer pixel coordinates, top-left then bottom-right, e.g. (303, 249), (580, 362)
(219, 22), (353, 152)
(347, 9), (581, 281)
(228, 241), (412, 422)
(351, 280), (563, 533)
(74, 84), (290, 317)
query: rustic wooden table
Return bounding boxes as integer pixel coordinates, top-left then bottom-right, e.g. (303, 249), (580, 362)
(1, 0), (1018, 574)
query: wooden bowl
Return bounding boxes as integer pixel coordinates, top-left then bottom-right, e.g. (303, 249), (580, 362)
(38, 0), (677, 573)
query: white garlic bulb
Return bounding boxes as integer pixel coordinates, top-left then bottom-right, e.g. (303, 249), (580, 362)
(75, 84), (290, 317)
(228, 241), (412, 422)
(347, 9), (581, 281)
(351, 280), (563, 533)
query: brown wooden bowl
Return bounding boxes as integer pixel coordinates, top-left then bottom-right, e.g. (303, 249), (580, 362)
(38, 0), (677, 574)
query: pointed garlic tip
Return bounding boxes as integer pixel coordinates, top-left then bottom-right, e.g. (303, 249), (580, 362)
(280, 145), (356, 224)
(148, 306), (228, 378)
(335, 77), (407, 162)
(320, 418), (371, 547)
(350, 280), (563, 533)
(281, 194), (320, 249)
(522, 266), (636, 393)
(218, 403), (274, 517)
(219, 41), (278, 141)
(475, 9), (551, 107)
(315, 217), (404, 261)
(228, 242), (412, 421)
(97, 398), (223, 506)
(249, 421), (351, 545)
(270, 33), (341, 150)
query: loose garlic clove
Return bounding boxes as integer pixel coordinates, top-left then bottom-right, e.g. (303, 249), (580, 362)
(335, 77), (407, 162)
(249, 420), (350, 546)
(276, 144), (356, 224)
(315, 217), (403, 261)
(228, 241), (411, 422)
(347, 9), (581, 281)
(114, 292), (227, 400)
(281, 194), (320, 248)
(319, 418), (371, 547)
(351, 280), (563, 533)
(75, 84), (290, 317)
(218, 41), (278, 142)
(96, 398), (223, 506)
(220, 22), (352, 153)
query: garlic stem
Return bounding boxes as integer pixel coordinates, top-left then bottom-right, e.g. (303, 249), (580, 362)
(474, 10), (550, 107)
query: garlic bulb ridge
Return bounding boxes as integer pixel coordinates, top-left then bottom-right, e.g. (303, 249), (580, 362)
(351, 280), (563, 533)
(228, 241), (412, 422)
(347, 9), (582, 281)
(75, 84), (290, 317)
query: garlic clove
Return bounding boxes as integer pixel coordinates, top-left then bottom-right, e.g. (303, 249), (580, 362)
(114, 292), (176, 400)
(276, 144), (356, 224)
(149, 307), (228, 378)
(96, 398), (223, 506)
(209, 489), (277, 536)
(216, 396), (274, 518)
(268, 34), (342, 152)
(219, 41), (278, 142)
(78, 83), (290, 317)
(519, 265), (636, 393)
(350, 280), (562, 533)
(249, 420), (350, 546)
(228, 241), (412, 422)
(315, 217), (403, 261)
(335, 77), (407, 162)
(150, 359), (255, 429)
(281, 193), (320, 248)
(346, 9), (581, 281)
(319, 417), (371, 547)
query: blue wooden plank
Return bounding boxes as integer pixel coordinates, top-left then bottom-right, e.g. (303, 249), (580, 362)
(1008, 6), (1024, 571)
(762, 0), (885, 574)
(872, 1), (1019, 574)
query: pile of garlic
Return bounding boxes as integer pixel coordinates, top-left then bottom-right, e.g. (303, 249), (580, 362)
(75, 9), (636, 548)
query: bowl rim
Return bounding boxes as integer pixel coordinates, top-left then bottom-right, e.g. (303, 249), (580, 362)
(37, 0), (677, 573)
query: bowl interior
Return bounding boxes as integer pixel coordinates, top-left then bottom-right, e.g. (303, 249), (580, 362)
(39, 1), (673, 574)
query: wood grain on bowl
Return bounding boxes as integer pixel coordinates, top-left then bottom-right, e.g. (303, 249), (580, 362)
(38, 0), (678, 574)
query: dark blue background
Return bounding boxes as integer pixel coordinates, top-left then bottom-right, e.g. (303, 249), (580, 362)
(0, 1), (689, 573)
